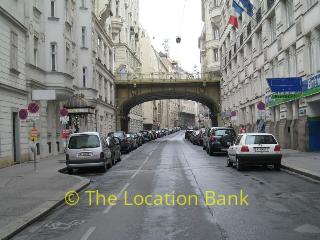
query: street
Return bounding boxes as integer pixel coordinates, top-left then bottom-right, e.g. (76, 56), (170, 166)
(13, 132), (320, 240)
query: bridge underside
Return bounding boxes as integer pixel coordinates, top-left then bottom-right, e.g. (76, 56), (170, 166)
(116, 81), (221, 132)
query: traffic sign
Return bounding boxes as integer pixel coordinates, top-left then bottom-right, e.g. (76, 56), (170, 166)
(29, 128), (38, 142)
(19, 109), (28, 120)
(257, 101), (265, 110)
(61, 129), (70, 139)
(60, 116), (70, 124)
(28, 112), (40, 121)
(60, 108), (69, 117)
(28, 102), (40, 114)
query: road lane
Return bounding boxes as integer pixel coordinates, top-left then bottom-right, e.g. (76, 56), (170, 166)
(13, 132), (320, 240)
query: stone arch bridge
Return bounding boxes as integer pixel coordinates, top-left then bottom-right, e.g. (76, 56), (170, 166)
(115, 72), (221, 131)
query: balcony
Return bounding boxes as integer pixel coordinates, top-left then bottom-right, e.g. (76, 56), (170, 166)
(111, 17), (123, 32)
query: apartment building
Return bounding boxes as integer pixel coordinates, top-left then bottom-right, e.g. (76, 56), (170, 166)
(0, 0), (124, 168)
(108, 0), (143, 132)
(220, 0), (320, 151)
(0, 1), (29, 167)
(199, 0), (222, 77)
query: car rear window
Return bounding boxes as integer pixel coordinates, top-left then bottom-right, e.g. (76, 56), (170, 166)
(114, 132), (124, 138)
(245, 135), (277, 145)
(215, 129), (235, 136)
(68, 135), (100, 149)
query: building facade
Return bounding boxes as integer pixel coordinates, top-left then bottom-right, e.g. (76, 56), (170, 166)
(199, 0), (222, 77)
(0, 0), (136, 168)
(220, 0), (320, 151)
(0, 1), (29, 167)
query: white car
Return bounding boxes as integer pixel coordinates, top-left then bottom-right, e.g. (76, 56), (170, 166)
(227, 133), (282, 171)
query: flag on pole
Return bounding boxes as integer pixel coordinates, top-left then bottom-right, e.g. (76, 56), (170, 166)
(232, 0), (245, 15)
(239, 0), (254, 17)
(228, 15), (239, 29)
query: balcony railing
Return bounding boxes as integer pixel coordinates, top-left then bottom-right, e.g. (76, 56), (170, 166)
(115, 72), (221, 83)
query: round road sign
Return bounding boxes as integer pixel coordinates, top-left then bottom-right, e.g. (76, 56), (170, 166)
(60, 108), (69, 117)
(28, 102), (40, 114)
(19, 109), (28, 120)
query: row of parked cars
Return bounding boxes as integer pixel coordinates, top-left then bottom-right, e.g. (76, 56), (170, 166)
(65, 127), (181, 174)
(185, 127), (282, 171)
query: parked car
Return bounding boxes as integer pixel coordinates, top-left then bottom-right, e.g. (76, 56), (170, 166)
(190, 130), (201, 145)
(198, 128), (206, 146)
(128, 133), (139, 149)
(106, 136), (121, 165)
(206, 127), (236, 155)
(109, 131), (131, 153)
(227, 133), (282, 171)
(140, 130), (152, 142)
(202, 128), (211, 150)
(136, 132), (144, 146)
(185, 128), (194, 140)
(66, 132), (112, 174)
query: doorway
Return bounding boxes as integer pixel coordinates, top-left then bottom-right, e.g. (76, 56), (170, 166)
(12, 112), (20, 163)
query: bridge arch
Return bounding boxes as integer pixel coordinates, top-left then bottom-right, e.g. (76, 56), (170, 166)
(115, 77), (221, 131)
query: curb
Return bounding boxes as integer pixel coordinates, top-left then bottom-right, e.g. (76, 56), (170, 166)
(0, 176), (90, 240)
(281, 164), (320, 181)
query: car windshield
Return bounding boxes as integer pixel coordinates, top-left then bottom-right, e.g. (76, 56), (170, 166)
(68, 135), (100, 149)
(245, 135), (277, 145)
(215, 129), (235, 136)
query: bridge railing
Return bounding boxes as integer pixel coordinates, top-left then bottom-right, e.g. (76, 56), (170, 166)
(115, 72), (220, 82)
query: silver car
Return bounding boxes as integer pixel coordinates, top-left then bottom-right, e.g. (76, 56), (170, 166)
(66, 132), (112, 174)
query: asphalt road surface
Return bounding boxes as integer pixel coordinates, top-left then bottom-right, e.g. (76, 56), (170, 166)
(14, 132), (320, 240)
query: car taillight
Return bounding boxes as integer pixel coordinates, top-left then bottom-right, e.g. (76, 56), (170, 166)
(274, 145), (281, 152)
(241, 146), (250, 152)
(66, 154), (69, 161)
(100, 152), (104, 159)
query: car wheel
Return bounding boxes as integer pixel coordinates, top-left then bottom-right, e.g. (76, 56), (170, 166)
(236, 157), (242, 171)
(274, 163), (281, 171)
(107, 159), (112, 169)
(102, 161), (107, 172)
(67, 167), (73, 175)
(227, 156), (233, 167)
(209, 146), (214, 156)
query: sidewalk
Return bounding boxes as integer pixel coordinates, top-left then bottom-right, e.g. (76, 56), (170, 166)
(0, 154), (90, 240)
(282, 149), (320, 181)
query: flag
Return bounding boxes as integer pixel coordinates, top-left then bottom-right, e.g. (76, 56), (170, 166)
(239, 0), (254, 17)
(228, 15), (239, 29)
(232, 0), (245, 15)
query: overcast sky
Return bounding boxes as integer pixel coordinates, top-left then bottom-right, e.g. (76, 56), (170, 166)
(139, 0), (203, 73)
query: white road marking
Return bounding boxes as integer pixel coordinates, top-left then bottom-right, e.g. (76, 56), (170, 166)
(102, 144), (159, 214)
(117, 182), (130, 198)
(103, 205), (113, 214)
(80, 227), (96, 240)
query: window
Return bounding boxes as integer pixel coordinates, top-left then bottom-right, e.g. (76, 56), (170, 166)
(68, 135), (100, 149)
(81, 26), (86, 47)
(213, 48), (219, 62)
(82, 67), (87, 87)
(245, 135), (277, 145)
(81, 0), (86, 8)
(50, 43), (57, 71)
(34, 36), (38, 66)
(50, 0), (55, 17)
(286, 0), (294, 27)
(306, 0), (317, 10)
(65, 43), (70, 72)
(270, 16), (276, 42)
(213, 27), (219, 40)
(10, 31), (18, 70)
